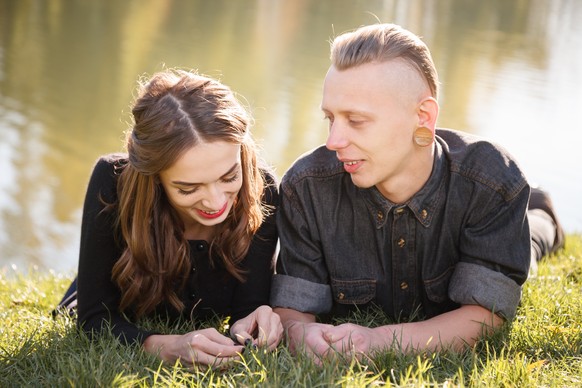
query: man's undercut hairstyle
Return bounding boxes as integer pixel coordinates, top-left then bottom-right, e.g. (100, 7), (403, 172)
(330, 23), (439, 99)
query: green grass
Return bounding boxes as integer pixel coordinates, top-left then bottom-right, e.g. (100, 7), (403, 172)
(2, 235), (581, 387)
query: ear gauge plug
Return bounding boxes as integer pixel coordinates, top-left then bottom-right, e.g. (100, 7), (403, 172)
(413, 126), (433, 147)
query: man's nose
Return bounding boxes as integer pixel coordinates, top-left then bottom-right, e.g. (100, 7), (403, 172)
(325, 121), (349, 151)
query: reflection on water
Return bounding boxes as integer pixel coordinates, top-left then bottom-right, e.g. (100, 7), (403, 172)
(1, 0), (581, 273)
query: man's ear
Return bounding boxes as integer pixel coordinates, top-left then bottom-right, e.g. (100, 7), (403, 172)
(417, 96), (439, 129)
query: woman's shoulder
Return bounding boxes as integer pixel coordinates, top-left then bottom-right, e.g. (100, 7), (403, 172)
(89, 153), (129, 180)
(260, 166), (278, 186)
(258, 166), (279, 206)
(85, 153), (128, 200)
(94, 153), (129, 171)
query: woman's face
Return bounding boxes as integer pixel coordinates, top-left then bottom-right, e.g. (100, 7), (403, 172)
(159, 141), (243, 236)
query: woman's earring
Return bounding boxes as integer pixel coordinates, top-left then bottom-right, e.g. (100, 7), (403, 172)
(413, 126), (433, 147)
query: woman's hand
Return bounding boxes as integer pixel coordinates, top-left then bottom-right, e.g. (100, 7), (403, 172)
(143, 328), (243, 368)
(230, 305), (283, 351)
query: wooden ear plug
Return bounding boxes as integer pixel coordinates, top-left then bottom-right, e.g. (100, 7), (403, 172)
(413, 126), (433, 147)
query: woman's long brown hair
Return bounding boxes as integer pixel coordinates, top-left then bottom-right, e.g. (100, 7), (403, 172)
(111, 69), (266, 317)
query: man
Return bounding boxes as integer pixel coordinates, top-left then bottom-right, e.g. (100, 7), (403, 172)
(270, 23), (563, 361)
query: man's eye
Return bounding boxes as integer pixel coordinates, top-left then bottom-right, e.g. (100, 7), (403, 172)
(348, 117), (365, 125)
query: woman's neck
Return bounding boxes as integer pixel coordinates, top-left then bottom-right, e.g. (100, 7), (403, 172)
(183, 222), (215, 241)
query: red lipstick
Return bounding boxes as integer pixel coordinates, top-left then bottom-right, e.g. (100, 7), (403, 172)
(197, 202), (228, 219)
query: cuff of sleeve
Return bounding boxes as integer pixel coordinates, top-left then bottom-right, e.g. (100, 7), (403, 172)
(137, 331), (160, 346)
(449, 262), (522, 320)
(270, 274), (332, 314)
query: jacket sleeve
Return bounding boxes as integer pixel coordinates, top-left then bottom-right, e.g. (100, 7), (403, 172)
(269, 171), (333, 314)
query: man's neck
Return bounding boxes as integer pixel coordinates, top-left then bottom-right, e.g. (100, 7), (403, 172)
(376, 149), (434, 204)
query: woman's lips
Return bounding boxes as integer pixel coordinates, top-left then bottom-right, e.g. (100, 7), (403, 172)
(196, 202), (228, 219)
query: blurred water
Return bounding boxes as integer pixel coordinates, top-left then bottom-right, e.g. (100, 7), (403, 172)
(1, 0), (581, 273)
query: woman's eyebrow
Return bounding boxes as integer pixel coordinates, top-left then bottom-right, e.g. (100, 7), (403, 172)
(171, 163), (240, 186)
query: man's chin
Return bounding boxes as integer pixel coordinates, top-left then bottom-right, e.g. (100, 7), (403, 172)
(349, 175), (373, 189)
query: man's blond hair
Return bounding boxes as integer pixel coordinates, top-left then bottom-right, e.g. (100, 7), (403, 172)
(330, 24), (439, 99)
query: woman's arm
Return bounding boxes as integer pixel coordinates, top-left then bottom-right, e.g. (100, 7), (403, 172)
(228, 171), (283, 349)
(76, 155), (154, 344)
(229, 171), (279, 321)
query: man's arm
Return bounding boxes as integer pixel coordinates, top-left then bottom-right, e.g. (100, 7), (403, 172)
(274, 307), (316, 329)
(324, 304), (503, 355)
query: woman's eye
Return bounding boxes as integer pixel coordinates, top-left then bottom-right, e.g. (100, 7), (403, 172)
(222, 172), (240, 183)
(178, 187), (198, 195)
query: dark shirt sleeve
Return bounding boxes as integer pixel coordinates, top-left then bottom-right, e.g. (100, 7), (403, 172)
(270, 170), (334, 314)
(448, 183), (531, 319)
(229, 171), (280, 322)
(76, 155), (155, 345)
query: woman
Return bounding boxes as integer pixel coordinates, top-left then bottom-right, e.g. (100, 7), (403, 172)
(57, 69), (282, 367)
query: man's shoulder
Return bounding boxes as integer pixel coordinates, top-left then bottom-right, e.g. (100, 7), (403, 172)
(436, 128), (505, 154)
(282, 145), (344, 185)
(436, 128), (520, 165)
(436, 128), (528, 200)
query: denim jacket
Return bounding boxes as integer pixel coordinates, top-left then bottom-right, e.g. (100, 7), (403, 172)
(271, 128), (530, 321)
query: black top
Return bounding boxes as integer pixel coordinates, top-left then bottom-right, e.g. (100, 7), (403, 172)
(76, 154), (279, 345)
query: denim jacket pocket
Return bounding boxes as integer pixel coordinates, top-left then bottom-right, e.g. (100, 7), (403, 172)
(423, 266), (455, 303)
(330, 278), (376, 305)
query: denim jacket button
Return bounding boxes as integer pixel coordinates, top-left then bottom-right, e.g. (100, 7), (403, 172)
(376, 211), (383, 221)
(338, 292), (345, 300)
(397, 238), (406, 248)
(421, 209), (428, 219)
(400, 282), (409, 290)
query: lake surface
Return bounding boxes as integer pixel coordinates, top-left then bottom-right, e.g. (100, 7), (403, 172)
(1, 0), (581, 273)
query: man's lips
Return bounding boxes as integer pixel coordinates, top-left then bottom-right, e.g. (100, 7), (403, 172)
(340, 159), (363, 173)
(196, 202), (228, 219)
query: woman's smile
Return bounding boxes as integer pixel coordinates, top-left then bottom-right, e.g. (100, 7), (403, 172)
(196, 202), (228, 219)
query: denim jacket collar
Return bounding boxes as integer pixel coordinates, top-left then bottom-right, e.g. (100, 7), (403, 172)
(362, 141), (447, 229)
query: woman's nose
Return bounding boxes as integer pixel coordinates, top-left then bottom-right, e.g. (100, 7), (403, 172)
(201, 185), (226, 209)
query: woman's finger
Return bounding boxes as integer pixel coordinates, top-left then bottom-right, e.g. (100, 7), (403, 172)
(187, 330), (244, 360)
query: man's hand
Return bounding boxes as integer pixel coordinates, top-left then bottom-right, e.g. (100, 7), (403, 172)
(281, 318), (388, 363)
(287, 321), (337, 363)
(275, 307), (338, 364)
(276, 305), (504, 364)
(323, 323), (391, 357)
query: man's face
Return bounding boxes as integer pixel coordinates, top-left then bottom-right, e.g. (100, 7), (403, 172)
(321, 60), (427, 198)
